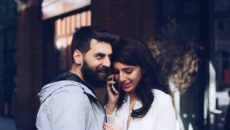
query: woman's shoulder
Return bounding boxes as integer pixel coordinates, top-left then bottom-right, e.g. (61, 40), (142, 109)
(152, 89), (170, 97)
(151, 89), (173, 104)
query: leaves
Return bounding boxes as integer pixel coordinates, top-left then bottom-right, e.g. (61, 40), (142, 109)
(148, 18), (201, 94)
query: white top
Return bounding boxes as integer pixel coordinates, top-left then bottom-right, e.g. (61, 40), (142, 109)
(107, 89), (176, 130)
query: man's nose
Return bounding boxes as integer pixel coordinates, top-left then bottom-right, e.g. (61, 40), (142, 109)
(102, 57), (111, 67)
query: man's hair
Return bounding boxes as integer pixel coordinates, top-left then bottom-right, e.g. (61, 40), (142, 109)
(71, 26), (119, 58)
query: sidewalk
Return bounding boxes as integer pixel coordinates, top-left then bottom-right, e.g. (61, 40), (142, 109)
(0, 116), (18, 130)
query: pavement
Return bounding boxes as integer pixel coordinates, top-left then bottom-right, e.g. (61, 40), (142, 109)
(0, 116), (18, 130)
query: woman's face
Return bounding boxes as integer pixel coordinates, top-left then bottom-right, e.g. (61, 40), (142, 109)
(113, 62), (142, 95)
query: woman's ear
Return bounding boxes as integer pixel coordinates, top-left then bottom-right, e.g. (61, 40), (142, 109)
(73, 50), (83, 65)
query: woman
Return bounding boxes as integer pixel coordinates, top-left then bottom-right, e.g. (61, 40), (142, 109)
(103, 38), (176, 130)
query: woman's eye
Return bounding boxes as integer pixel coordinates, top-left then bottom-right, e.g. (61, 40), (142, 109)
(124, 69), (133, 74)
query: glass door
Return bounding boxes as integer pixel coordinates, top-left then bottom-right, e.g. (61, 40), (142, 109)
(208, 0), (230, 130)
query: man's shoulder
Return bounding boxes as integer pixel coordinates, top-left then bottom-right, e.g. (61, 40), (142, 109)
(50, 80), (85, 94)
(39, 80), (87, 104)
(47, 80), (97, 101)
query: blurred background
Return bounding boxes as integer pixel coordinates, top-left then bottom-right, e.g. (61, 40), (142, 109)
(0, 0), (229, 130)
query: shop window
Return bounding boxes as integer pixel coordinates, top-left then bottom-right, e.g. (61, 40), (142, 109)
(222, 51), (230, 83)
(54, 10), (91, 69)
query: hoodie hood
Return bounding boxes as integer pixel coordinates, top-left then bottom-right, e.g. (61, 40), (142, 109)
(38, 71), (97, 104)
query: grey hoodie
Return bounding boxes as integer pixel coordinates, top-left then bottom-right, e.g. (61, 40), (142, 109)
(36, 72), (106, 130)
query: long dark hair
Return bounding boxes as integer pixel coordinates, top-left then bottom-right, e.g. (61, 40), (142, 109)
(112, 38), (169, 118)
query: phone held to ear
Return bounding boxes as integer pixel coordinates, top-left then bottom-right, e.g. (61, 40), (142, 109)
(111, 80), (120, 95)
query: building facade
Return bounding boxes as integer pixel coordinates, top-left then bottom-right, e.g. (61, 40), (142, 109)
(10, 0), (230, 130)
(0, 0), (17, 118)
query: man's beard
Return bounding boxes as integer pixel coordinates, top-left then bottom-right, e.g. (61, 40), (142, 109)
(82, 61), (109, 88)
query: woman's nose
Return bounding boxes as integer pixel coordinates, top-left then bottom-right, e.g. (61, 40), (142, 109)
(119, 73), (126, 82)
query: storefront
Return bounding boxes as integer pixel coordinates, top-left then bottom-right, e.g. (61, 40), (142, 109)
(14, 0), (229, 130)
(156, 0), (230, 130)
(42, 0), (91, 82)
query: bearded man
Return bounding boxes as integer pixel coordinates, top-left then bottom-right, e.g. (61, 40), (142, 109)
(36, 26), (119, 130)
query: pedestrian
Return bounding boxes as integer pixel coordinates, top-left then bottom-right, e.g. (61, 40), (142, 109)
(104, 38), (176, 130)
(36, 26), (119, 130)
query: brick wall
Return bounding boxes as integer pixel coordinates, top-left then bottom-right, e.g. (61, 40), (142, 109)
(92, 0), (157, 42)
(0, 30), (3, 115)
(91, 0), (157, 102)
(15, 0), (158, 129)
(16, 1), (43, 129)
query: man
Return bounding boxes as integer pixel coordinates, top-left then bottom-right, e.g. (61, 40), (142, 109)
(36, 26), (119, 130)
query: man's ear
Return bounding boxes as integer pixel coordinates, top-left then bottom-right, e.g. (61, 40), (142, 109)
(73, 50), (83, 65)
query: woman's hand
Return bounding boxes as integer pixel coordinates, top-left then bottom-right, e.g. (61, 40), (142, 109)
(107, 75), (119, 102)
(103, 123), (123, 130)
(105, 75), (119, 114)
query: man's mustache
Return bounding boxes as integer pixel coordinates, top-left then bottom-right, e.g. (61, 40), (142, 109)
(97, 67), (110, 74)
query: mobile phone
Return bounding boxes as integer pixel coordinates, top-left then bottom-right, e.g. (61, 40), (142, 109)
(111, 80), (121, 95)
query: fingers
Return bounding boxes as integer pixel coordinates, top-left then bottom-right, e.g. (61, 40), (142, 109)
(106, 75), (119, 105)
(106, 75), (115, 94)
(103, 123), (114, 130)
(107, 75), (114, 81)
(103, 123), (122, 130)
(106, 81), (115, 95)
(111, 85), (119, 95)
(107, 75), (115, 86)
(103, 123), (110, 130)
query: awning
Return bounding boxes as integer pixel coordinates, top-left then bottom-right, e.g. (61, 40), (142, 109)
(42, 0), (90, 20)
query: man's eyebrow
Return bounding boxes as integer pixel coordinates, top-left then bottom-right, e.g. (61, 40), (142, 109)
(94, 53), (106, 56)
